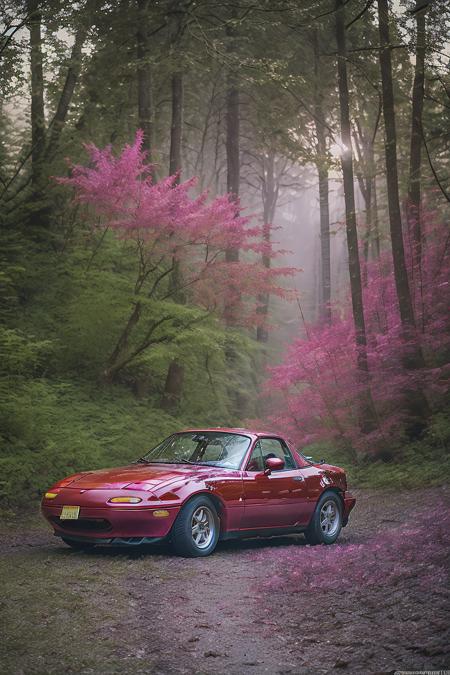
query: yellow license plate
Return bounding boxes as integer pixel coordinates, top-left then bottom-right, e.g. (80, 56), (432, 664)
(60, 505), (80, 520)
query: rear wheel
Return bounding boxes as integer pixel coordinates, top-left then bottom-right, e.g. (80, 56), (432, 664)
(171, 495), (219, 557)
(304, 492), (342, 545)
(61, 537), (95, 550)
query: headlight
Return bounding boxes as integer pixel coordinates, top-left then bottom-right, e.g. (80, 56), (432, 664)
(44, 492), (58, 499)
(108, 496), (142, 504)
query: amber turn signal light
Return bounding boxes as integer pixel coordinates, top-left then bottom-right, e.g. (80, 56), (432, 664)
(108, 496), (142, 504)
(152, 510), (170, 518)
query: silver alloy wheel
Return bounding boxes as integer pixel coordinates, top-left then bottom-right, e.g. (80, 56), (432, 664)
(191, 506), (214, 549)
(320, 499), (340, 537)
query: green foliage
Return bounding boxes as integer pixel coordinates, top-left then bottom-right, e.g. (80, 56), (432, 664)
(0, 375), (185, 506)
(0, 227), (261, 507)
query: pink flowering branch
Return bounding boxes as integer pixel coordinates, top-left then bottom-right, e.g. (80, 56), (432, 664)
(57, 132), (295, 382)
(259, 208), (450, 456)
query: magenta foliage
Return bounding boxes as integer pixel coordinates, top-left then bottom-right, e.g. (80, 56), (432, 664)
(255, 503), (449, 594)
(58, 131), (295, 325)
(263, 210), (450, 453)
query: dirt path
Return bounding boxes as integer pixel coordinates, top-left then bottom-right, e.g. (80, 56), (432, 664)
(1, 486), (449, 674)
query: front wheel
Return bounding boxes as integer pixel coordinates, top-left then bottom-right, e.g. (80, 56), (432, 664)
(304, 492), (342, 545)
(171, 496), (219, 557)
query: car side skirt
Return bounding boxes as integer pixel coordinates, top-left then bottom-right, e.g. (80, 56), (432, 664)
(220, 525), (306, 541)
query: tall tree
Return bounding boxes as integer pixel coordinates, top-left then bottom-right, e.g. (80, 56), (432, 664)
(407, 0), (428, 265)
(45, 22), (89, 161)
(27, 0), (45, 189)
(161, 3), (186, 413)
(225, 9), (240, 264)
(312, 28), (331, 324)
(169, 73), (183, 176)
(377, 0), (430, 424)
(335, 0), (378, 433)
(352, 112), (380, 264)
(223, 7), (241, 329)
(136, 0), (154, 162)
(256, 149), (277, 343)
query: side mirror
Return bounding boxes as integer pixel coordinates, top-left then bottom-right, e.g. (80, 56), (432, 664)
(264, 457), (285, 475)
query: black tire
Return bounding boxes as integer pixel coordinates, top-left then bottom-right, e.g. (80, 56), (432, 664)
(171, 495), (220, 557)
(61, 537), (95, 550)
(304, 491), (343, 545)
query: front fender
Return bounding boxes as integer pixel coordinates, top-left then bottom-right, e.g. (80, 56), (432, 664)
(155, 474), (244, 533)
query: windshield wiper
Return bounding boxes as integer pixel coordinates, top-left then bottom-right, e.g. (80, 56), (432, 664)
(193, 460), (219, 466)
(133, 459), (199, 465)
(134, 458), (208, 466)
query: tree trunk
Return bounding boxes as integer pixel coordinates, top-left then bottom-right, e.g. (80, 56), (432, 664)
(378, 0), (419, 333)
(318, 166), (331, 318)
(167, 70), (185, 300)
(45, 25), (88, 161)
(136, 0), (154, 165)
(366, 144), (378, 262)
(27, 0), (46, 189)
(256, 221), (271, 343)
(256, 152), (276, 343)
(162, 33), (185, 412)
(102, 301), (142, 383)
(161, 360), (184, 411)
(377, 0), (430, 426)
(169, 73), (183, 179)
(225, 11), (240, 263)
(224, 12), (241, 328)
(313, 29), (331, 324)
(335, 0), (378, 434)
(372, 169), (381, 258)
(226, 76), (240, 218)
(407, 0), (427, 267)
(352, 122), (373, 268)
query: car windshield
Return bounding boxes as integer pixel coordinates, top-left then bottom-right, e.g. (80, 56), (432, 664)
(141, 432), (252, 470)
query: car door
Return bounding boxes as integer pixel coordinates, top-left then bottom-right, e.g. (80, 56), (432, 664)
(240, 437), (310, 530)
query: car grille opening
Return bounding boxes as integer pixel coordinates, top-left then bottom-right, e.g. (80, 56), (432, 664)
(51, 517), (112, 532)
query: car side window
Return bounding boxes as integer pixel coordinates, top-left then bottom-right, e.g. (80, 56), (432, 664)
(259, 438), (296, 470)
(246, 441), (264, 472)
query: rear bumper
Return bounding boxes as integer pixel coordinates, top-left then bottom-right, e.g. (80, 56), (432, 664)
(342, 491), (356, 526)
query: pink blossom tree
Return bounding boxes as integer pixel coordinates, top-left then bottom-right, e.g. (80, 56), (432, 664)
(262, 209), (450, 457)
(58, 131), (294, 383)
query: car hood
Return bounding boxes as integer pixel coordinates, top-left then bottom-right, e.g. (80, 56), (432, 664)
(64, 463), (228, 490)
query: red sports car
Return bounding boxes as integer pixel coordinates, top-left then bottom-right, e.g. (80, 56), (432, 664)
(41, 428), (356, 557)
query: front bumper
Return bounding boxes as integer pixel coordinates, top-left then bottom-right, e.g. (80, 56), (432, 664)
(41, 488), (180, 542)
(53, 532), (165, 546)
(342, 491), (356, 526)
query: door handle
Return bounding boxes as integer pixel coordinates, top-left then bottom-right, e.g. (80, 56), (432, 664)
(293, 475), (304, 481)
